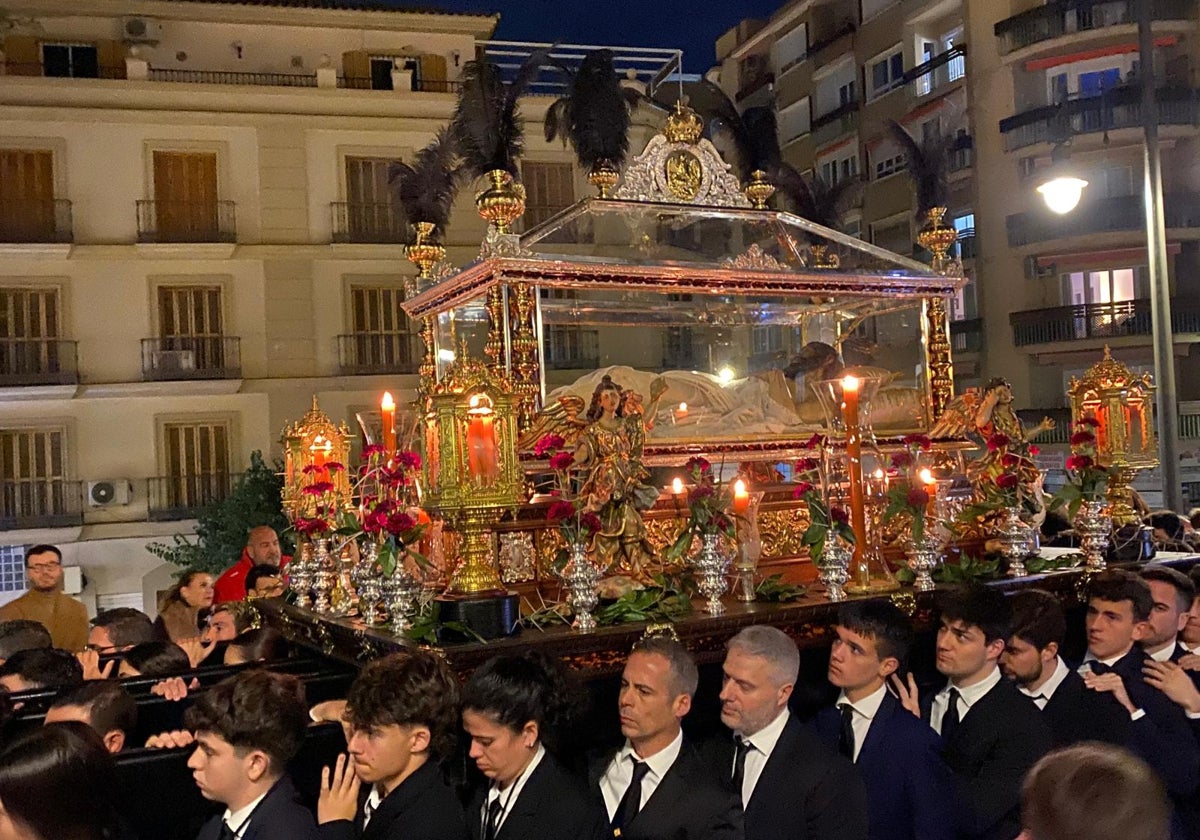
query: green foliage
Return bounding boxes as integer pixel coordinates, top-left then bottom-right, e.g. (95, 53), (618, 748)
(896, 554), (1002, 585)
(754, 574), (807, 602)
(1024, 552), (1083, 575)
(147, 451), (292, 575)
(595, 574), (692, 626)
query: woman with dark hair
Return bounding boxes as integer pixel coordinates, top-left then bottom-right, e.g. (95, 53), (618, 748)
(118, 640), (191, 678)
(0, 721), (122, 840)
(154, 569), (214, 643)
(462, 651), (607, 840)
(224, 627), (287, 665)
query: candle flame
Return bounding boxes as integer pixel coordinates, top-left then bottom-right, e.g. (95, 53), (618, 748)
(381, 391), (395, 410)
(733, 478), (747, 495)
(678, 402), (688, 412)
(671, 477), (684, 494)
(873, 468), (884, 479)
(919, 468), (935, 484)
(842, 374), (861, 392)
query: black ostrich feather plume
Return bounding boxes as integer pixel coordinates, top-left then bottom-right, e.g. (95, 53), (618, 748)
(774, 171), (864, 240)
(451, 50), (551, 179)
(543, 49), (641, 170)
(887, 119), (949, 218)
(388, 127), (461, 236)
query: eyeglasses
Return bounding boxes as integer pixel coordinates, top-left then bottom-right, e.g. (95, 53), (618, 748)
(86, 643), (120, 654)
(28, 562), (62, 572)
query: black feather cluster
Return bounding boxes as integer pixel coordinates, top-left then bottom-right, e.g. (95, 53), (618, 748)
(774, 171), (863, 240)
(887, 119), (949, 219)
(388, 128), (461, 236)
(544, 49), (639, 171)
(452, 51), (551, 179)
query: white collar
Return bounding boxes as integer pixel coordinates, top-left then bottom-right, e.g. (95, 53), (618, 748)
(1147, 642), (1177, 662)
(1019, 656), (1070, 702)
(1081, 645), (1132, 669)
(943, 665), (1001, 709)
(737, 707), (790, 757)
(621, 727), (683, 779)
(487, 744), (545, 804)
(837, 683), (888, 722)
(222, 790), (269, 837)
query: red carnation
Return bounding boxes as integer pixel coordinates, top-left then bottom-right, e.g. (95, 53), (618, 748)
(995, 473), (1019, 490)
(546, 500), (576, 521)
(395, 451), (422, 470)
(304, 481), (335, 496)
(906, 487), (930, 508)
(325, 461), (345, 473)
(1001, 453), (1021, 469)
(688, 485), (715, 503)
(830, 507), (850, 525)
(548, 451), (575, 470)
(792, 481), (814, 499)
(685, 456), (712, 475)
(902, 433), (932, 451)
(1065, 454), (1094, 472)
(891, 452), (913, 469)
(804, 432), (827, 448)
(301, 464), (321, 475)
(361, 443), (386, 458)
(1069, 431), (1095, 447)
(1029, 445), (1040, 456)
(534, 434), (566, 457)
(385, 512), (417, 536)
(795, 457), (819, 473)
(987, 433), (1011, 452)
(580, 512), (603, 534)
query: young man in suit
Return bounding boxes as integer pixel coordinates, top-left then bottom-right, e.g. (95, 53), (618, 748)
(813, 603), (954, 840)
(594, 633), (743, 840)
(317, 651), (468, 840)
(185, 670), (320, 840)
(1140, 567), (1197, 664)
(711, 625), (866, 840)
(1001, 589), (1128, 748)
(894, 584), (1051, 840)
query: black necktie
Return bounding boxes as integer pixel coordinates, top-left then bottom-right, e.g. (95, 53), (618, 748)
(217, 822), (237, 840)
(1088, 661), (1112, 676)
(731, 736), (752, 790)
(838, 703), (856, 760)
(613, 757), (650, 832)
(941, 688), (961, 742)
(482, 796), (503, 840)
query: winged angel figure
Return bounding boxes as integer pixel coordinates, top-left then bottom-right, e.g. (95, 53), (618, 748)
(520, 375), (667, 580)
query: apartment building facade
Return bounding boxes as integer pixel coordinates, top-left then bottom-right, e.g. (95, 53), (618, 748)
(0, 0), (668, 610)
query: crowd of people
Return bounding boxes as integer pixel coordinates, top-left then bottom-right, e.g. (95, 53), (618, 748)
(0, 526), (1195, 840)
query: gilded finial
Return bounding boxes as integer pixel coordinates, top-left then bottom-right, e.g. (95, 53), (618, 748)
(664, 103), (704, 145)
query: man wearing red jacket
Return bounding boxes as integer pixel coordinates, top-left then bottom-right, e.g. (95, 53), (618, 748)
(214, 526), (288, 603)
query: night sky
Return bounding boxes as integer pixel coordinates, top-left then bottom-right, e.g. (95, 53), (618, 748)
(410, 0), (784, 73)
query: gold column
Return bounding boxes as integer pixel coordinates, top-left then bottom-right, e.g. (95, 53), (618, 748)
(484, 285), (506, 374)
(418, 316), (437, 398)
(510, 283), (541, 432)
(925, 296), (954, 422)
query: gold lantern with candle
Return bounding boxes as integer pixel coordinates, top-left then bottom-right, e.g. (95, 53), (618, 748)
(1067, 346), (1158, 527)
(422, 346), (524, 598)
(281, 396), (354, 521)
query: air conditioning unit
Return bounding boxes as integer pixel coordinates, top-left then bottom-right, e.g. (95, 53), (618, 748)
(150, 349), (195, 373)
(1023, 255), (1055, 280)
(122, 17), (162, 44)
(87, 480), (132, 508)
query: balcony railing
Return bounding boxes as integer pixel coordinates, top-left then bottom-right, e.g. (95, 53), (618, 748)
(995, 0), (1197, 56)
(136, 200), (236, 243)
(337, 76), (462, 93)
(0, 339), (78, 386)
(147, 68), (317, 87)
(905, 46), (967, 98)
(809, 22), (856, 64)
(0, 199), (73, 243)
(330, 202), (407, 244)
(736, 72), (774, 102)
(0, 479), (83, 530)
(1007, 192), (1200, 246)
(811, 101), (860, 147)
(1000, 86), (1200, 151)
(2, 63), (124, 79)
(337, 332), (419, 376)
(1010, 298), (1200, 347)
(141, 336), (242, 380)
(950, 318), (982, 353)
(147, 473), (238, 522)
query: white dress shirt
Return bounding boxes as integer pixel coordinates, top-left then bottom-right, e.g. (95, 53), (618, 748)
(1079, 647), (1146, 720)
(1148, 643), (1177, 663)
(930, 666), (1001, 735)
(482, 744), (545, 835)
(734, 708), (790, 805)
(221, 791), (269, 839)
(836, 683), (887, 763)
(599, 728), (683, 820)
(363, 785), (383, 829)
(1019, 656), (1071, 709)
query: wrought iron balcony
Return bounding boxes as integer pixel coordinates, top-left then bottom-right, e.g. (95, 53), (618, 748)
(337, 332), (419, 376)
(330, 202), (408, 244)
(0, 199), (73, 243)
(809, 22), (856, 64)
(147, 473), (238, 522)
(950, 318), (982, 354)
(140, 336), (242, 380)
(811, 101), (860, 147)
(1000, 86), (1200, 151)
(995, 0), (1197, 56)
(1009, 298), (1200, 347)
(337, 76), (462, 93)
(147, 68), (317, 87)
(136, 200), (236, 243)
(904, 46), (967, 98)
(0, 339), (78, 386)
(1007, 192), (1200, 246)
(0, 479), (83, 530)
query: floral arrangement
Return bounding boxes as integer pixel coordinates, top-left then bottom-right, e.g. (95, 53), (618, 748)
(357, 444), (429, 575)
(534, 434), (603, 551)
(294, 461), (352, 538)
(666, 457), (736, 561)
(1051, 417), (1116, 517)
(792, 443), (854, 563)
(884, 433), (935, 544)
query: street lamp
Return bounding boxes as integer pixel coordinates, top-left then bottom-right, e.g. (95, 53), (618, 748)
(1037, 143), (1088, 215)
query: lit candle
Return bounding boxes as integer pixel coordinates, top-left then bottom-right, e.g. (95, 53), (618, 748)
(919, 467), (938, 515)
(466, 395), (498, 483)
(671, 477), (684, 495)
(841, 375), (868, 580)
(311, 435), (331, 483)
(732, 478), (750, 515)
(677, 401), (688, 422)
(381, 391), (397, 454)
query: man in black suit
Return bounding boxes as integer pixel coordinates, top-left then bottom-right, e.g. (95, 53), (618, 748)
(1001, 589), (1128, 748)
(1140, 567), (1197, 666)
(317, 651), (468, 840)
(894, 584), (1051, 840)
(593, 632), (742, 840)
(709, 625), (866, 840)
(812, 603), (954, 840)
(185, 670), (320, 840)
